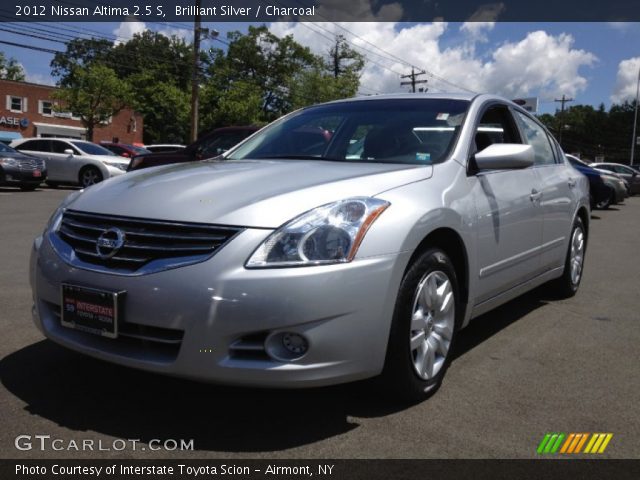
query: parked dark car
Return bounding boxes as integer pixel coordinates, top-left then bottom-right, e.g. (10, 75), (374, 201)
(101, 142), (150, 158)
(591, 162), (640, 195)
(0, 142), (46, 190)
(128, 126), (259, 171)
(565, 155), (616, 209)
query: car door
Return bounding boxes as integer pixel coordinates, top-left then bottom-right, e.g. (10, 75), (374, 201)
(48, 140), (80, 182)
(471, 104), (544, 305)
(512, 110), (576, 272)
(13, 140), (56, 179)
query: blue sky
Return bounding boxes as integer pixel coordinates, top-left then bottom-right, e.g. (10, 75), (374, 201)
(1, 22), (639, 115)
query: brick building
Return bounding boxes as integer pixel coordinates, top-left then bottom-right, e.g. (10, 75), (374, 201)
(0, 79), (143, 144)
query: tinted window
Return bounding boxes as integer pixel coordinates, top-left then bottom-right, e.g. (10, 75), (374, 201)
(513, 111), (556, 166)
(228, 99), (470, 165)
(0, 143), (16, 153)
(16, 140), (51, 152)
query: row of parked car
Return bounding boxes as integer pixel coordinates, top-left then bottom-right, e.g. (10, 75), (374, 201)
(0, 126), (258, 189)
(1, 124), (639, 213)
(565, 155), (640, 209)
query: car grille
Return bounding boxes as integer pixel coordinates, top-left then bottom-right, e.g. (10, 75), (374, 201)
(57, 210), (243, 273)
(19, 156), (45, 171)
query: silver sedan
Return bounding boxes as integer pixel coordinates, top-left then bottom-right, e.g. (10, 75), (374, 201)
(30, 94), (590, 401)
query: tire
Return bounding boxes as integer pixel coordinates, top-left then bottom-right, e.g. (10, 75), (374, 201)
(45, 181), (59, 188)
(595, 188), (612, 209)
(19, 184), (38, 191)
(549, 216), (587, 299)
(79, 166), (103, 187)
(381, 248), (461, 403)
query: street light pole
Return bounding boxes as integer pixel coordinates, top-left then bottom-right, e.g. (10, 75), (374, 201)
(630, 64), (640, 166)
(190, 0), (202, 143)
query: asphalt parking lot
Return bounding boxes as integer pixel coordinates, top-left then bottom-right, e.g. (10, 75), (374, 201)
(1, 185), (638, 459)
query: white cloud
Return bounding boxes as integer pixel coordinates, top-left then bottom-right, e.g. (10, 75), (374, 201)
(460, 22), (495, 42)
(611, 57), (640, 103)
(269, 23), (596, 99)
(112, 19), (147, 44)
(112, 19), (193, 45)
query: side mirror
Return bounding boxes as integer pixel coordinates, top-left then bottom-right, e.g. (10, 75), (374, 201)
(474, 144), (534, 170)
(63, 149), (74, 156)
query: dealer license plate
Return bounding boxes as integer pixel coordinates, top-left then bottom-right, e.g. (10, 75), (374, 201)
(60, 284), (124, 339)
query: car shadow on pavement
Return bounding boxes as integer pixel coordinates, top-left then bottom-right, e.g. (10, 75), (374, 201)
(1, 287), (552, 452)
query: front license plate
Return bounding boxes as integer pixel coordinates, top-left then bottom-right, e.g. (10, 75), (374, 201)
(60, 284), (124, 339)
(33, 170), (42, 177)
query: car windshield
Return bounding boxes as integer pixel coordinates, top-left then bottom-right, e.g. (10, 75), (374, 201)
(71, 141), (116, 156)
(0, 143), (16, 153)
(227, 99), (470, 165)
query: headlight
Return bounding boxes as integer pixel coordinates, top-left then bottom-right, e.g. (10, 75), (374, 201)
(45, 189), (84, 233)
(103, 161), (127, 171)
(246, 197), (390, 268)
(0, 157), (19, 167)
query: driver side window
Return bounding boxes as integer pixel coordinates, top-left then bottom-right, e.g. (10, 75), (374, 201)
(473, 106), (520, 154)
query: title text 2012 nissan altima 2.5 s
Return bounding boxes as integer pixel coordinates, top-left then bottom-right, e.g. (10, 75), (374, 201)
(30, 94), (590, 401)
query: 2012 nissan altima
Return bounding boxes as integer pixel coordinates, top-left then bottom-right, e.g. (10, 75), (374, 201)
(30, 94), (590, 401)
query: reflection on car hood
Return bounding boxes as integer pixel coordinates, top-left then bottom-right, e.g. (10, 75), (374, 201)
(69, 159), (433, 228)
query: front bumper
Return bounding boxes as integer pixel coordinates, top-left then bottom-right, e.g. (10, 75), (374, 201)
(30, 228), (408, 387)
(0, 165), (47, 185)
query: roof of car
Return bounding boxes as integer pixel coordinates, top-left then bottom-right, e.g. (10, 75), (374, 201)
(322, 92), (480, 105)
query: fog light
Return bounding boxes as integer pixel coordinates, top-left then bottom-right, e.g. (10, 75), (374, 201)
(265, 331), (309, 361)
(282, 332), (308, 355)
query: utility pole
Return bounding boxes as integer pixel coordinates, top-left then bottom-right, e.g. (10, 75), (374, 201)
(554, 94), (573, 146)
(630, 64), (640, 166)
(190, 0), (202, 143)
(401, 67), (428, 93)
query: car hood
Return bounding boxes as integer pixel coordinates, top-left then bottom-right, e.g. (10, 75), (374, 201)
(69, 159), (432, 228)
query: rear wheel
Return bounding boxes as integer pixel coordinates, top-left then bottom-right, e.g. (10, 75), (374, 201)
(381, 248), (460, 403)
(550, 216), (587, 298)
(79, 166), (103, 187)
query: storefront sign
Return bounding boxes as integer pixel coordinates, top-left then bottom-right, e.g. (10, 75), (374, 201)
(0, 116), (27, 128)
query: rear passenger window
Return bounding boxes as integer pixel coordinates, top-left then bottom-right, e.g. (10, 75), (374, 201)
(513, 111), (556, 166)
(16, 140), (50, 152)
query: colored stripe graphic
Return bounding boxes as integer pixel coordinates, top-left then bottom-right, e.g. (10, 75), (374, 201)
(539, 433), (613, 454)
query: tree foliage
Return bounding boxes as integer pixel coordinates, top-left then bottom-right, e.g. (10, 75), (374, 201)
(46, 26), (365, 143)
(52, 64), (132, 141)
(0, 51), (25, 81)
(539, 101), (638, 162)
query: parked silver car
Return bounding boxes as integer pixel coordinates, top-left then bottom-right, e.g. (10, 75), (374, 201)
(11, 138), (128, 188)
(30, 94), (590, 401)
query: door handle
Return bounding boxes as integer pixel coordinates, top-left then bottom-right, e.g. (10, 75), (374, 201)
(568, 178), (577, 188)
(530, 189), (542, 203)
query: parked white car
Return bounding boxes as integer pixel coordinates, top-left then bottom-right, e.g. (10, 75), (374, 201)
(10, 138), (128, 187)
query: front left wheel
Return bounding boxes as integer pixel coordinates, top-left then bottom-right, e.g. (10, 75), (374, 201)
(381, 248), (461, 403)
(79, 166), (103, 187)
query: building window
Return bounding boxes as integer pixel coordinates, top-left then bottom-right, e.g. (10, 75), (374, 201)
(38, 100), (53, 117)
(39, 100), (54, 116)
(6, 95), (27, 113)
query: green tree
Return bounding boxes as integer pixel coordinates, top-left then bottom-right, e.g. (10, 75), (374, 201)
(52, 64), (132, 141)
(200, 80), (263, 128)
(0, 51), (25, 81)
(50, 38), (114, 86)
